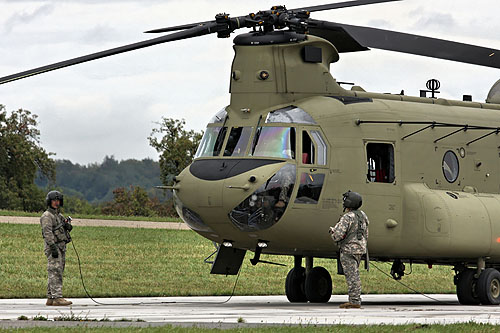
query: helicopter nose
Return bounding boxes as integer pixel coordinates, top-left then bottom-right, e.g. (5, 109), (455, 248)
(173, 159), (294, 237)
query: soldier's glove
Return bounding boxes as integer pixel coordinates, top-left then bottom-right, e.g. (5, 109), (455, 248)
(63, 222), (73, 232)
(50, 244), (59, 258)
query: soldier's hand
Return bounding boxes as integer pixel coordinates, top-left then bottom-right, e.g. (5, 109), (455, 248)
(50, 244), (59, 258)
(64, 222), (73, 232)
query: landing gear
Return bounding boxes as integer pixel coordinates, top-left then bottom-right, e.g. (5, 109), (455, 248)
(456, 267), (500, 305)
(285, 267), (307, 302)
(285, 256), (332, 303)
(477, 268), (500, 305)
(456, 269), (480, 305)
(305, 266), (332, 303)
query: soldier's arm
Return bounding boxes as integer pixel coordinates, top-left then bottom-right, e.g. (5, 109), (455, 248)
(330, 216), (351, 242)
(40, 215), (55, 245)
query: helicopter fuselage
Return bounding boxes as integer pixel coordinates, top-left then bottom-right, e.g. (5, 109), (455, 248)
(174, 34), (500, 269)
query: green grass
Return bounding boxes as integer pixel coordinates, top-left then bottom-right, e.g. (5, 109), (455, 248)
(0, 210), (181, 223)
(0, 224), (456, 298)
(2, 324), (500, 332)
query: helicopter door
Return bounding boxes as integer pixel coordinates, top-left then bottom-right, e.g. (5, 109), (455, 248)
(293, 129), (328, 206)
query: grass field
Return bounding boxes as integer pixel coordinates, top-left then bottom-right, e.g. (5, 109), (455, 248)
(1, 324), (500, 332)
(0, 223), (456, 298)
(0, 210), (181, 223)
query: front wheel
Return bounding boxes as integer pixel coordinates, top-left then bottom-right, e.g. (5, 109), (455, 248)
(456, 269), (480, 305)
(285, 267), (307, 302)
(305, 266), (332, 303)
(477, 268), (500, 305)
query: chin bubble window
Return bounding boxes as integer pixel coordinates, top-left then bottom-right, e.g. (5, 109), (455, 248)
(229, 164), (296, 231)
(443, 150), (459, 183)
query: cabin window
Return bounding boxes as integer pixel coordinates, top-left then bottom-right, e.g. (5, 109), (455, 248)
(443, 150), (459, 183)
(302, 131), (315, 164)
(251, 127), (296, 159)
(366, 143), (395, 183)
(195, 126), (227, 158)
(294, 173), (325, 204)
(224, 127), (253, 157)
(265, 106), (316, 124)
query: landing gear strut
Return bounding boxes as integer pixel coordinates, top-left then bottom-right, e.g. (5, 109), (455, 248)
(285, 256), (332, 303)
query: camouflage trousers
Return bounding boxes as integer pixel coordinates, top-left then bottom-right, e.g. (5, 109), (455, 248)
(340, 251), (362, 305)
(44, 246), (66, 299)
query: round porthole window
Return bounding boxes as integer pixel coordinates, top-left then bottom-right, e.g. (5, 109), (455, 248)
(442, 150), (459, 183)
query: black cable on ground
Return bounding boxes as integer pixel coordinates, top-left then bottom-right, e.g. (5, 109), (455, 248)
(370, 261), (455, 305)
(71, 239), (241, 306)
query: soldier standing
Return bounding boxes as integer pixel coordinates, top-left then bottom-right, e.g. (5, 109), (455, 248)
(40, 190), (73, 306)
(329, 190), (369, 309)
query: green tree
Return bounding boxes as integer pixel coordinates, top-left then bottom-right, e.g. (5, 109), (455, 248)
(148, 118), (202, 185)
(0, 105), (55, 211)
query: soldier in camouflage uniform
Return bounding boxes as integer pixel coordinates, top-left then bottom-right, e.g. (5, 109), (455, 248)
(329, 190), (369, 309)
(40, 190), (73, 306)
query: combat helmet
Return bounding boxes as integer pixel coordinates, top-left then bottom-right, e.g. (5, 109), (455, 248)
(342, 190), (362, 210)
(46, 190), (64, 207)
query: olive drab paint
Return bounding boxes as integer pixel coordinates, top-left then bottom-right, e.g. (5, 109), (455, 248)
(174, 35), (500, 264)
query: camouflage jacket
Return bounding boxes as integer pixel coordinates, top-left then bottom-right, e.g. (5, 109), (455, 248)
(330, 210), (369, 255)
(40, 207), (69, 251)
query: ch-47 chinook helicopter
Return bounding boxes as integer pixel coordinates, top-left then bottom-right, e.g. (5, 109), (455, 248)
(3, 0), (500, 306)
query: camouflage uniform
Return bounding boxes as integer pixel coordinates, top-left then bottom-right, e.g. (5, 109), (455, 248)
(330, 210), (369, 305)
(40, 207), (70, 299)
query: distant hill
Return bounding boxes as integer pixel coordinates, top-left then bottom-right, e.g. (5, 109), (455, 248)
(36, 156), (165, 203)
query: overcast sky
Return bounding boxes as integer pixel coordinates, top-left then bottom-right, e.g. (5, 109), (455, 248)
(1, 0), (500, 165)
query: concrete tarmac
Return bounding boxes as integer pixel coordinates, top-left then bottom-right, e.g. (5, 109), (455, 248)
(0, 215), (190, 230)
(1, 294), (500, 328)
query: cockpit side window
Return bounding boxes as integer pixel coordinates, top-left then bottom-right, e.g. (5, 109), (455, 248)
(302, 131), (315, 164)
(251, 127), (296, 159)
(366, 143), (395, 183)
(195, 126), (227, 158)
(224, 127), (253, 157)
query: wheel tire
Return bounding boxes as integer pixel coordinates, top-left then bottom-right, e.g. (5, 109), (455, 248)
(285, 267), (307, 302)
(477, 268), (500, 305)
(305, 266), (332, 303)
(456, 269), (480, 305)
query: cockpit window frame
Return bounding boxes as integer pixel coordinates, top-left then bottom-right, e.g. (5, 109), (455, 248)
(299, 127), (329, 167)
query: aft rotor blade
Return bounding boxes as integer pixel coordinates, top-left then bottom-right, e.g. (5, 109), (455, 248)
(309, 20), (500, 69)
(292, 0), (401, 13)
(145, 21), (213, 34)
(0, 23), (217, 85)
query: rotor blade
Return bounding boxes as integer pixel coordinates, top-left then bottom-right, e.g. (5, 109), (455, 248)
(309, 20), (500, 69)
(145, 21), (213, 34)
(0, 23), (217, 85)
(292, 0), (401, 13)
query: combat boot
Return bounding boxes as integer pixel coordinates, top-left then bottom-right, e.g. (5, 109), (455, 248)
(339, 302), (361, 309)
(51, 298), (72, 306)
(46, 298), (53, 306)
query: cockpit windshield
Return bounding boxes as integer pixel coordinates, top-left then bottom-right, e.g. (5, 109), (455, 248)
(251, 127), (296, 159)
(195, 126), (227, 158)
(224, 127), (253, 157)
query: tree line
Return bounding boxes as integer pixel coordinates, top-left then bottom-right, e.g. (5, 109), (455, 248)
(0, 104), (201, 217)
